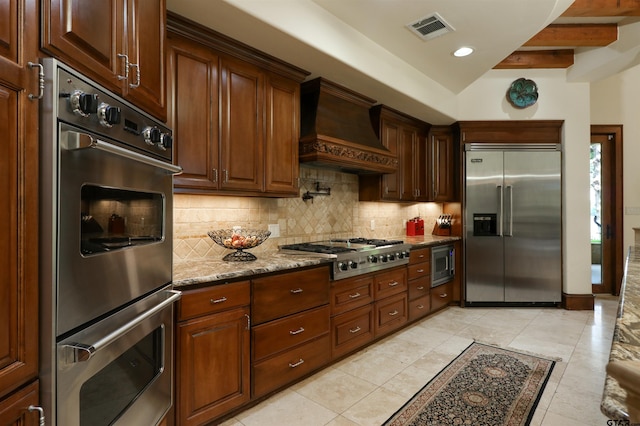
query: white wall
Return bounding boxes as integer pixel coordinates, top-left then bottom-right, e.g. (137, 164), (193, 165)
(590, 64), (640, 251)
(457, 69), (592, 295)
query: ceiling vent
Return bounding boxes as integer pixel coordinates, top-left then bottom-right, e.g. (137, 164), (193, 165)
(406, 13), (454, 41)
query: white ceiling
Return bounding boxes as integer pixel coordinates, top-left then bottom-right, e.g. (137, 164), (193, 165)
(166, 0), (640, 124)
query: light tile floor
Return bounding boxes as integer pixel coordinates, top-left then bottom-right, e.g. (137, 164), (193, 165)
(221, 295), (619, 426)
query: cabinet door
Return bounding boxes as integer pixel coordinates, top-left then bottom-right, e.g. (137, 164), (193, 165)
(124, 0), (166, 120)
(0, 381), (40, 426)
(430, 128), (456, 201)
(220, 57), (264, 192)
(167, 33), (220, 192)
(414, 132), (429, 201)
(43, 0), (123, 93)
(0, 0), (39, 402)
(379, 119), (401, 200)
(399, 127), (416, 201)
(176, 306), (251, 426)
(264, 74), (299, 195)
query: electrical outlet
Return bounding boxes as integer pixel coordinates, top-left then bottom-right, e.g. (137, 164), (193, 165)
(268, 224), (280, 237)
(370, 220), (375, 230)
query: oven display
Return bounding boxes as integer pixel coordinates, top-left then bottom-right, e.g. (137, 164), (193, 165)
(79, 327), (163, 426)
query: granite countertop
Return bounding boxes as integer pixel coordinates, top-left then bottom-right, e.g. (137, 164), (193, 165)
(172, 235), (461, 289)
(602, 246), (640, 421)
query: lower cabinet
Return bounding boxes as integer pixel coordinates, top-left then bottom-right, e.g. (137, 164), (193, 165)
(0, 381), (40, 426)
(431, 282), (453, 312)
(373, 267), (408, 337)
(175, 281), (251, 426)
(251, 267), (331, 398)
(408, 247), (431, 321)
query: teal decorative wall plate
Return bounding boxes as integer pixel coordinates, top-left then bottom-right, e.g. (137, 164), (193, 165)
(507, 78), (538, 108)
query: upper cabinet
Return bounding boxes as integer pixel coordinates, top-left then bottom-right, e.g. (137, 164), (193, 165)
(359, 105), (431, 202)
(166, 13), (308, 197)
(428, 125), (457, 202)
(42, 0), (167, 121)
(0, 0), (40, 417)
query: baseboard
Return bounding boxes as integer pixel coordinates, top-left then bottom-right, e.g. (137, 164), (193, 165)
(562, 293), (595, 310)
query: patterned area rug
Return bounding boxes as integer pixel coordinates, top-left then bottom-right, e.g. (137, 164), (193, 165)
(383, 342), (555, 426)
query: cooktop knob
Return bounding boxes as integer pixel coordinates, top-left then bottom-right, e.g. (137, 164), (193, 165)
(338, 262), (348, 271)
(387, 253), (394, 261)
(97, 103), (121, 127)
(369, 255), (378, 263)
(349, 261), (357, 269)
(142, 126), (161, 146)
(70, 90), (99, 117)
(380, 255), (387, 263)
(397, 252), (404, 259)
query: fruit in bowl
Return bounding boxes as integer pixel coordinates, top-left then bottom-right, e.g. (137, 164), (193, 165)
(208, 228), (271, 261)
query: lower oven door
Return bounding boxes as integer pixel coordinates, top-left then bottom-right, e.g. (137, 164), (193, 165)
(56, 287), (180, 426)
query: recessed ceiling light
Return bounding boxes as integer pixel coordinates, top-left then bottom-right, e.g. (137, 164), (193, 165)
(454, 47), (474, 57)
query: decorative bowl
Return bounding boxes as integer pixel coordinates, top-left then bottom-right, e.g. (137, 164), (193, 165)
(207, 228), (271, 261)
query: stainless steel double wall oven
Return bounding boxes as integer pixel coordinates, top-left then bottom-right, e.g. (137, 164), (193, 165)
(39, 59), (181, 426)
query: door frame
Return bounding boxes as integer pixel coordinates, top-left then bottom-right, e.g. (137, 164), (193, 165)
(591, 125), (623, 295)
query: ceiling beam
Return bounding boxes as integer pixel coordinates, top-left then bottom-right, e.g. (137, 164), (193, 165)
(561, 0), (640, 17)
(524, 24), (618, 47)
(493, 50), (574, 69)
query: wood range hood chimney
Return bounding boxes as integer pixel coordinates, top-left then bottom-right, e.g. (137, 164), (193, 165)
(299, 78), (397, 174)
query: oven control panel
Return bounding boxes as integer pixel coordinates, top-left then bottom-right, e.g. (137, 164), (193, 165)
(55, 67), (172, 162)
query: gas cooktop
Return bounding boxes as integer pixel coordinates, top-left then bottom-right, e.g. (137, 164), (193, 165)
(279, 238), (411, 280)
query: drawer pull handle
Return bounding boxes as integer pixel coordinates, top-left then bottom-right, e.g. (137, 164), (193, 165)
(440, 293), (448, 298)
(210, 297), (227, 304)
(289, 358), (305, 368)
(419, 254), (425, 258)
(389, 310), (399, 316)
(289, 327), (305, 335)
(417, 304), (425, 309)
(417, 286), (425, 290)
(290, 288), (303, 294)
(388, 281), (399, 287)
(417, 269), (425, 273)
(349, 292), (361, 299)
(349, 326), (361, 333)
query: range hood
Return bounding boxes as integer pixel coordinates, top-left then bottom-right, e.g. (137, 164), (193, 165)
(299, 78), (397, 174)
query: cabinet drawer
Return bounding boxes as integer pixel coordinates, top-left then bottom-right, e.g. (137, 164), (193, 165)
(408, 276), (430, 300)
(374, 267), (407, 300)
(178, 281), (250, 321)
(431, 282), (453, 312)
(253, 267), (330, 324)
(408, 262), (430, 280)
(331, 275), (374, 316)
(409, 247), (429, 263)
(252, 335), (331, 397)
(375, 293), (407, 337)
(409, 295), (431, 321)
(331, 304), (374, 359)
(253, 306), (330, 361)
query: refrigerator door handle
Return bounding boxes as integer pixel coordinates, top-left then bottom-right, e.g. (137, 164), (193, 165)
(505, 185), (513, 236)
(497, 185), (504, 236)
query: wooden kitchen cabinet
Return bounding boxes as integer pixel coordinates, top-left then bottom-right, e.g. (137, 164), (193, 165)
(408, 247), (431, 321)
(373, 267), (408, 337)
(428, 126), (457, 201)
(43, 0), (167, 120)
(251, 266), (331, 397)
(176, 281), (251, 426)
(167, 14), (308, 197)
(0, 0), (40, 415)
(360, 105), (430, 202)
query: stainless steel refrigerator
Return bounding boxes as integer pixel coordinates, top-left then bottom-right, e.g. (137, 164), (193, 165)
(464, 144), (562, 304)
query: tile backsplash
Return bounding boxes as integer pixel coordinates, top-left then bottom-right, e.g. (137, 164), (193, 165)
(173, 165), (444, 261)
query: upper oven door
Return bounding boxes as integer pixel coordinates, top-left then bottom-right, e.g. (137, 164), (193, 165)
(57, 122), (179, 336)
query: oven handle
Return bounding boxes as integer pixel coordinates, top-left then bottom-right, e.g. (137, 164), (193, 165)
(62, 290), (181, 363)
(64, 130), (183, 175)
